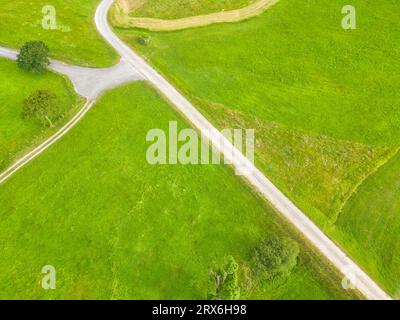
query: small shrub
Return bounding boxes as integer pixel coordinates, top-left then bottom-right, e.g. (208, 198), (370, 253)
(208, 256), (241, 300)
(252, 236), (299, 279)
(21, 90), (60, 127)
(17, 41), (50, 73)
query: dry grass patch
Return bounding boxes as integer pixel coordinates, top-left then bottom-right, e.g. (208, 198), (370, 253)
(111, 0), (279, 31)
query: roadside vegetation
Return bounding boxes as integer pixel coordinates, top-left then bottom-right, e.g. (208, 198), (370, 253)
(208, 237), (299, 300)
(0, 83), (358, 299)
(252, 236), (299, 280)
(113, 0), (400, 294)
(0, 58), (82, 171)
(0, 0), (118, 66)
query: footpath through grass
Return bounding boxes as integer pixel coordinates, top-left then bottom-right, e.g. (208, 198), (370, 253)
(0, 58), (82, 172)
(0, 0), (118, 66)
(113, 0), (400, 295)
(0, 83), (358, 299)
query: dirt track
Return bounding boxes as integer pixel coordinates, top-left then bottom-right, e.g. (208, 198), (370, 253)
(112, 0), (280, 31)
(117, 0), (144, 13)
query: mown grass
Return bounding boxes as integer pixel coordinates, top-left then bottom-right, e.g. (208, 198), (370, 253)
(0, 83), (358, 299)
(0, 58), (82, 172)
(127, 0), (257, 19)
(0, 0), (117, 66)
(113, 0), (400, 295)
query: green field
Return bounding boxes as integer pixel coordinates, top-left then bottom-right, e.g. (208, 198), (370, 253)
(0, 58), (82, 172)
(0, 0), (117, 66)
(113, 0), (400, 294)
(196, 101), (395, 226)
(118, 0), (400, 145)
(333, 151), (400, 295)
(128, 0), (257, 19)
(0, 83), (358, 299)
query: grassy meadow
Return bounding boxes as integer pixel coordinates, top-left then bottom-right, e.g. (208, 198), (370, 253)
(0, 83), (358, 299)
(0, 58), (82, 172)
(113, 0), (400, 294)
(117, 0), (400, 145)
(0, 0), (117, 66)
(1, 0), (397, 299)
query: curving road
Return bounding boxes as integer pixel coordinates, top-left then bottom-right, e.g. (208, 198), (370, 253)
(0, 47), (142, 99)
(95, 0), (391, 300)
(0, 47), (142, 184)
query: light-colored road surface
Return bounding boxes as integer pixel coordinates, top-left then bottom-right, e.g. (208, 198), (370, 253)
(0, 47), (143, 99)
(96, 0), (391, 300)
(0, 46), (143, 183)
(50, 59), (142, 99)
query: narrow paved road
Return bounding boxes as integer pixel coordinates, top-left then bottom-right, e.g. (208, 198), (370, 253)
(0, 46), (143, 184)
(96, 0), (391, 300)
(0, 47), (142, 99)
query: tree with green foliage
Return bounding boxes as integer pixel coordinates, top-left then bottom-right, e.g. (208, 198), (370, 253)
(252, 236), (299, 279)
(208, 256), (240, 300)
(21, 90), (59, 127)
(17, 41), (50, 73)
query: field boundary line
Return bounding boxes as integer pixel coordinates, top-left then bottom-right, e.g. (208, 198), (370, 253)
(334, 146), (400, 223)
